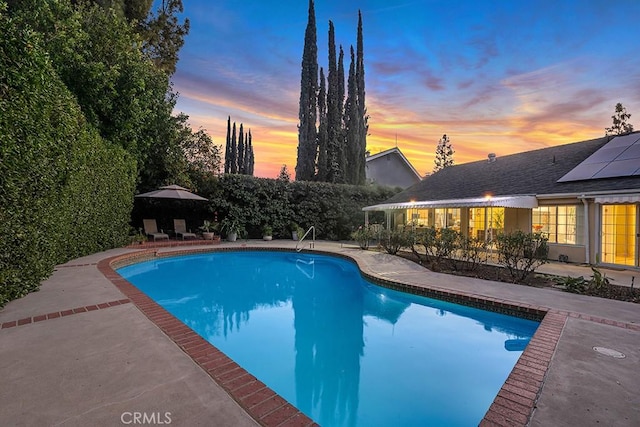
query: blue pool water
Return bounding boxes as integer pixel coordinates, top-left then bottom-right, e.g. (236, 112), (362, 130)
(118, 251), (539, 427)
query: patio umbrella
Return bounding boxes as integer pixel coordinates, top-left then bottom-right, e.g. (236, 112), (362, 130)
(134, 185), (208, 201)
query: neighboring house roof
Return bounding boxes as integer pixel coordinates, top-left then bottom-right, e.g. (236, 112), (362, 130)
(376, 133), (640, 207)
(365, 147), (422, 188)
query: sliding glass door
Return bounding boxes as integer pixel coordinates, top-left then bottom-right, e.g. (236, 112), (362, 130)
(601, 204), (638, 266)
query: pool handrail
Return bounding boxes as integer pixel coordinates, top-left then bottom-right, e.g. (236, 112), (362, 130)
(296, 226), (315, 252)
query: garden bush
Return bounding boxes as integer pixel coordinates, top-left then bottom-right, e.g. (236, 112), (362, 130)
(495, 231), (549, 282)
(200, 174), (397, 240)
(409, 227), (485, 271)
(0, 7), (136, 306)
(379, 229), (413, 255)
(455, 235), (488, 271)
(351, 225), (377, 249)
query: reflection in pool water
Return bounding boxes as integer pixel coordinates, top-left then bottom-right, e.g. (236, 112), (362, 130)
(119, 251), (539, 427)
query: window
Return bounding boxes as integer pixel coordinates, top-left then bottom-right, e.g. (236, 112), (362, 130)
(403, 208), (460, 229)
(532, 205), (584, 245)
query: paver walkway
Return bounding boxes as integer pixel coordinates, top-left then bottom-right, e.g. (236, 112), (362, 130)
(1, 240), (638, 426)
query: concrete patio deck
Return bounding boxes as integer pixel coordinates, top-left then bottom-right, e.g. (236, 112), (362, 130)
(1, 240), (638, 426)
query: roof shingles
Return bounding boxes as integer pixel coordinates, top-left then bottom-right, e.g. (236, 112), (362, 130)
(384, 134), (640, 204)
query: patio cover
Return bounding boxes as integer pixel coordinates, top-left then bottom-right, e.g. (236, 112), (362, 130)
(134, 185), (208, 201)
(594, 193), (640, 204)
(363, 195), (538, 211)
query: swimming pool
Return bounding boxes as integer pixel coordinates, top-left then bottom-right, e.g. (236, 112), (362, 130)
(118, 251), (539, 426)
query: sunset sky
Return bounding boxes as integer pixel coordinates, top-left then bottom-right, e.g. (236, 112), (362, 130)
(169, 0), (640, 179)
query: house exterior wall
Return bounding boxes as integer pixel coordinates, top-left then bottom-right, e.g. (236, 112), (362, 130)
(504, 208), (530, 234)
(366, 154), (421, 189)
(548, 244), (586, 264)
(368, 198), (639, 268)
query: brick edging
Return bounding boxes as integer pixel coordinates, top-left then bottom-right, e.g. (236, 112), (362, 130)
(480, 311), (567, 426)
(0, 299), (131, 329)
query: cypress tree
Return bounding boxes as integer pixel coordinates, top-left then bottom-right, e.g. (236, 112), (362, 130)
(295, 0), (318, 181)
(326, 20), (344, 183)
(355, 10), (367, 184)
(243, 131), (249, 174)
(247, 131), (254, 175)
(338, 45), (346, 180)
(237, 123), (245, 174)
(344, 46), (360, 184)
(338, 45), (345, 124)
(224, 116), (231, 174)
(316, 67), (328, 181)
(230, 122), (237, 174)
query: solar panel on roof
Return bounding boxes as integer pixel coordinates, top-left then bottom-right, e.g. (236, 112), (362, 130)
(582, 146), (628, 163)
(617, 144), (640, 161)
(557, 162), (608, 182)
(593, 159), (640, 179)
(601, 133), (640, 148)
(557, 134), (640, 182)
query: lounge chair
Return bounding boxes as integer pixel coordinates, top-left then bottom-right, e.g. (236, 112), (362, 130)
(143, 219), (169, 241)
(173, 219), (197, 240)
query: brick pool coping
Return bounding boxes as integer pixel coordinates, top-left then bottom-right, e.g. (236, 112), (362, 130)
(102, 246), (561, 427)
(107, 247), (561, 426)
(2, 246), (638, 425)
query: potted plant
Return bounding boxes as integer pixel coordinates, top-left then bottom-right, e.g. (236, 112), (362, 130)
(199, 220), (219, 240)
(290, 222), (304, 241)
(220, 216), (244, 242)
(130, 227), (148, 245)
(262, 225), (273, 241)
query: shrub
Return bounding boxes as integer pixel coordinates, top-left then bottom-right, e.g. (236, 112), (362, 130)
(455, 235), (488, 272)
(496, 231), (549, 282)
(0, 9), (135, 306)
(201, 174), (398, 240)
(379, 229), (412, 255)
(410, 227), (460, 271)
(351, 225), (376, 249)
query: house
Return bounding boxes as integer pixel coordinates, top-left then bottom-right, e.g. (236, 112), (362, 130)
(365, 147), (422, 189)
(363, 133), (640, 269)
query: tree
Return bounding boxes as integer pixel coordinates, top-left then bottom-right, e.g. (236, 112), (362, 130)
(344, 46), (360, 185)
(245, 131), (255, 175)
(224, 116), (232, 173)
(338, 45), (345, 121)
(296, 4), (367, 184)
(434, 134), (454, 173)
(224, 118), (253, 176)
(326, 20), (345, 183)
(316, 67), (328, 181)
(278, 165), (291, 181)
(355, 10), (368, 185)
(230, 122), (237, 174)
(295, 0), (318, 181)
(72, 0), (153, 22)
(140, 0), (190, 75)
(605, 102), (634, 135)
(237, 123), (245, 174)
(180, 124), (222, 178)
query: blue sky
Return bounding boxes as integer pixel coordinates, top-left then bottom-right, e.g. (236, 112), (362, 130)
(168, 0), (640, 178)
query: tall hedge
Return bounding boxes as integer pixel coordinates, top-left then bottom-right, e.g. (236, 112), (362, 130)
(205, 175), (397, 240)
(0, 6), (136, 306)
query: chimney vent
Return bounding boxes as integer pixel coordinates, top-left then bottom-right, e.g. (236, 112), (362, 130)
(487, 153), (497, 163)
